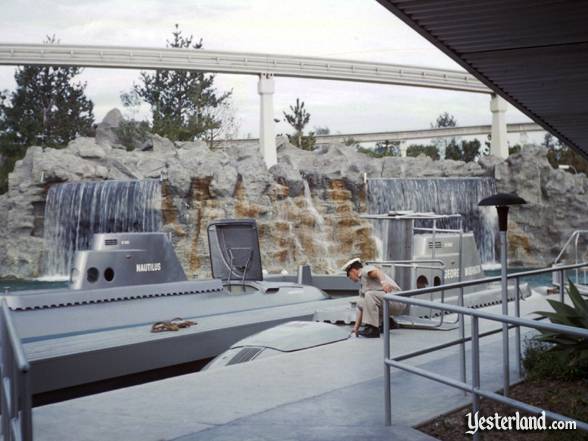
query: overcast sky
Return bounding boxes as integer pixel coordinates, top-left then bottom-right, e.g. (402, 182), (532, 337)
(0, 0), (536, 142)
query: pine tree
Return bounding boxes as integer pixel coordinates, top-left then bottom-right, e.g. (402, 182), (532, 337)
(283, 98), (312, 149)
(431, 112), (459, 159)
(444, 143), (462, 160)
(461, 139), (482, 162)
(406, 144), (440, 160)
(544, 134), (588, 175)
(0, 36), (94, 193)
(130, 25), (231, 143)
(0, 37), (94, 149)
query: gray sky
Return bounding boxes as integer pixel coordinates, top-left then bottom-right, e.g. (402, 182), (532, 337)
(0, 0), (536, 142)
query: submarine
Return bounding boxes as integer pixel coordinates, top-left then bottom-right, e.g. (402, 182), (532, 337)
(2, 212), (531, 403)
(3, 219), (340, 403)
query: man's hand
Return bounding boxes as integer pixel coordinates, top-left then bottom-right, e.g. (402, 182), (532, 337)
(382, 281), (395, 293)
(353, 307), (363, 337)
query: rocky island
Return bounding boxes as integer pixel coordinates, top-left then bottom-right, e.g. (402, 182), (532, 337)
(0, 110), (586, 280)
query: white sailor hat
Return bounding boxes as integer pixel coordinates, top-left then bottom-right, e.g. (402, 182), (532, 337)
(340, 257), (362, 273)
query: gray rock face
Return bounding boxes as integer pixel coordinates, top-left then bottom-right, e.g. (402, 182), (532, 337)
(0, 134), (586, 279)
(177, 140), (209, 151)
(495, 145), (588, 266)
(270, 162), (304, 197)
(95, 108), (124, 147)
(151, 135), (176, 154)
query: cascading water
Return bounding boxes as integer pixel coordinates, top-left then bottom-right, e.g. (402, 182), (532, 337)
(42, 180), (162, 279)
(367, 177), (498, 264)
(302, 180), (335, 271)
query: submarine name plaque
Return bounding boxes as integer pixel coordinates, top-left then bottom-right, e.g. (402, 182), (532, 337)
(136, 262), (162, 273)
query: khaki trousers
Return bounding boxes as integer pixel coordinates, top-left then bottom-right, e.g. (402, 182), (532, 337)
(358, 290), (406, 328)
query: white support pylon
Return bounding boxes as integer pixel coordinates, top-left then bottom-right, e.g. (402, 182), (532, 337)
(490, 94), (509, 158)
(258, 73), (277, 168)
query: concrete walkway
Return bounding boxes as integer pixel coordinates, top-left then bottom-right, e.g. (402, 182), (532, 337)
(32, 293), (554, 441)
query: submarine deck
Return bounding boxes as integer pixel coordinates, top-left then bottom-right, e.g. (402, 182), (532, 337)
(30, 292), (559, 441)
(23, 295), (351, 396)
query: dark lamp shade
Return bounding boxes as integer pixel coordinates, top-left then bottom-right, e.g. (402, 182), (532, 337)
(478, 193), (527, 207)
(478, 193), (526, 231)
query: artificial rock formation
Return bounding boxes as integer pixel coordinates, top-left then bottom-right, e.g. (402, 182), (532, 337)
(493, 145), (588, 266)
(0, 113), (586, 279)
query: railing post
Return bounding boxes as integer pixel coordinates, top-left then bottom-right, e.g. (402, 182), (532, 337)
(384, 299), (391, 426)
(458, 230), (466, 388)
(471, 316), (481, 441)
(0, 300), (33, 441)
(1, 310), (8, 441)
(21, 370), (33, 441)
(559, 269), (565, 303)
(515, 277), (522, 379)
(499, 230), (510, 397)
(575, 233), (580, 284)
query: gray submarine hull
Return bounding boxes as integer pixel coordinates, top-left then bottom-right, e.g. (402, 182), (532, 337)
(3, 220), (332, 398)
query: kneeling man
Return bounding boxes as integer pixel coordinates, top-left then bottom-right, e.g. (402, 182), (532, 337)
(342, 258), (405, 338)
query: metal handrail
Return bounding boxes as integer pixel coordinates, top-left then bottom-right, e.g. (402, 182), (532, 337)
(553, 230), (588, 265)
(391, 261), (588, 299)
(0, 299), (32, 441)
(413, 227), (464, 233)
(553, 230), (588, 285)
(386, 296), (587, 337)
(382, 262), (588, 439)
(366, 259), (447, 327)
(367, 259), (445, 266)
(387, 260), (587, 380)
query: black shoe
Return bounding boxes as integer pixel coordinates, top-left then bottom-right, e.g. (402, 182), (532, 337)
(379, 317), (400, 333)
(358, 324), (380, 338)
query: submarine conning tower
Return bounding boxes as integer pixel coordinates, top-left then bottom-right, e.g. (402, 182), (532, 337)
(361, 211), (483, 291)
(70, 232), (187, 290)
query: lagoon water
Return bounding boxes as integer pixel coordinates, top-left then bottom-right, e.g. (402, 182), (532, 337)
(0, 279), (68, 292)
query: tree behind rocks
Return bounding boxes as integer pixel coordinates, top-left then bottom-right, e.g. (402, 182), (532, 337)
(544, 133), (588, 175)
(358, 140), (401, 158)
(128, 25), (232, 144)
(283, 98), (315, 150)
(0, 36), (94, 192)
(0, 39), (94, 149)
(406, 144), (440, 160)
(445, 139), (482, 162)
(431, 112), (458, 158)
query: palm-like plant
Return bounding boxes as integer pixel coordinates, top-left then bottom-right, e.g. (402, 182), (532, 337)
(535, 280), (588, 369)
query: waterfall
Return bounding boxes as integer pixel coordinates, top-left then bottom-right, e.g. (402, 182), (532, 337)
(42, 180), (162, 278)
(367, 177), (497, 263)
(302, 180), (335, 270)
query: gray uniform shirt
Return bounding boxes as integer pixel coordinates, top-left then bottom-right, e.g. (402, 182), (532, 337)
(360, 265), (401, 296)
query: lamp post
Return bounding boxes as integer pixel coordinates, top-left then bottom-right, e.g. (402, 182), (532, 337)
(478, 193), (526, 397)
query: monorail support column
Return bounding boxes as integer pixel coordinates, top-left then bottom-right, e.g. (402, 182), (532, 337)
(258, 73), (277, 168)
(490, 94), (508, 158)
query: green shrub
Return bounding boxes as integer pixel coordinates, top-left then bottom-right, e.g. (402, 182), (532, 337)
(530, 280), (588, 379)
(523, 339), (587, 381)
